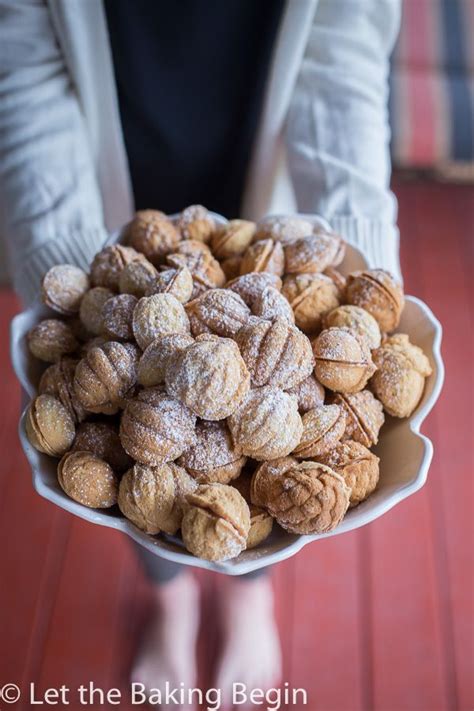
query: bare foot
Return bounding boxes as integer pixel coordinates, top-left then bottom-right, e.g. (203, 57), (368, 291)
(131, 572), (200, 710)
(215, 576), (282, 709)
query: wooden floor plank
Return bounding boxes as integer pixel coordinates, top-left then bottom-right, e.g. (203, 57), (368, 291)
(195, 571), (222, 709)
(368, 492), (448, 711)
(97, 542), (150, 711)
(288, 535), (364, 711)
(364, 182), (459, 711)
(272, 558), (296, 696)
(35, 520), (134, 708)
(0, 294), (73, 707)
(397, 182), (474, 710)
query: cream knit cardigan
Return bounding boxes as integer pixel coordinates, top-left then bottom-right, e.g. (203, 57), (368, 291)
(0, 0), (401, 305)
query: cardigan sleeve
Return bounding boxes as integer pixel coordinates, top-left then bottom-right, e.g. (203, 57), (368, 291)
(0, 0), (107, 306)
(286, 0), (402, 278)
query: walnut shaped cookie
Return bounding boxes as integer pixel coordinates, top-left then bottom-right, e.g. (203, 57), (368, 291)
(313, 327), (376, 393)
(28, 319), (78, 363)
(90, 244), (146, 290)
(331, 390), (385, 447)
(178, 420), (246, 484)
(101, 294), (138, 340)
(236, 317), (314, 390)
(371, 334), (432, 417)
(186, 288), (251, 338)
(282, 273), (340, 334)
(58, 451), (118, 509)
(346, 269), (404, 332)
(284, 232), (345, 274)
(119, 259), (159, 297)
(240, 239), (284, 277)
(251, 457), (350, 534)
(177, 204), (216, 243)
(132, 293), (190, 349)
(118, 462), (196, 535)
(74, 341), (139, 414)
(292, 404), (346, 459)
(166, 334), (250, 420)
(323, 305), (381, 350)
(316, 440), (380, 508)
(128, 210), (181, 264)
(181, 483), (250, 561)
(120, 387), (197, 465)
(227, 386), (303, 461)
(26, 395), (75, 457)
(211, 219), (256, 258)
(42, 264), (90, 315)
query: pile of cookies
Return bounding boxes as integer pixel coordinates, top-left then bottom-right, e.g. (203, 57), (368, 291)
(24, 206), (433, 562)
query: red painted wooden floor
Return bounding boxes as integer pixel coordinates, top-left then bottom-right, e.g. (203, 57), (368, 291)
(0, 182), (472, 711)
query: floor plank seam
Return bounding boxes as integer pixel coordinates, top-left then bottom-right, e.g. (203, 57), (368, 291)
(357, 527), (374, 711)
(425, 418), (460, 711)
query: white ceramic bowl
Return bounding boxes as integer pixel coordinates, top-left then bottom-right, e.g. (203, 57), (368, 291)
(11, 214), (444, 575)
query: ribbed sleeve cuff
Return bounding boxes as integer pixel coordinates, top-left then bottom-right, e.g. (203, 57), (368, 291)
(330, 217), (402, 282)
(12, 227), (108, 307)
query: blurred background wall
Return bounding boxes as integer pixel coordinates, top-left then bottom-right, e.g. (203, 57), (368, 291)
(390, 0), (473, 181)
